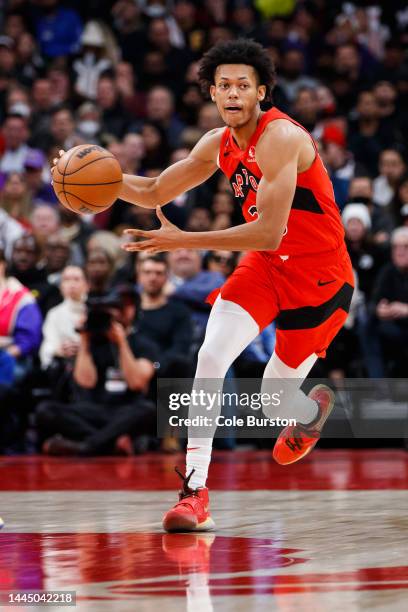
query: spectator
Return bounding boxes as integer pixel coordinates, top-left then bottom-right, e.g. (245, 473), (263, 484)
(347, 176), (393, 242)
(140, 121), (170, 169)
(30, 78), (54, 139)
(24, 149), (58, 204)
(278, 48), (318, 103)
(146, 86), (185, 149)
(58, 205), (94, 266)
(0, 246), (42, 378)
(43, 234), (71, 285)
(342, 203), (389, 300)
(37, 289), (158, 456)
(8, 235), (61, 316)
(75, 102), (102, 144)
(40, 265), (87, 369)
(30, 204), (60, 252)
(137, 255), (193, 376)
(168, 248), (224, 352)
(391, 173), (408, 228)
(0, 208), (24, 260)
(348, 90), (394, 177)
(373, 148), (406, 207)
(34, 0), (83, 59)
(97, 76), (131, 139)
(0, 172), (32, 228)
(73, 21), (114, 101)
(371, 227), (408, 375)
(291, 87), (322, 139)
(115, 62), (146, 119)
(321, 124), (357, 209)
(34, 106), (79, 151)
(85, 248), (115, 297)
(0, 113), (32, 173)
(205, 251), (237, 278)
(15, 32), (44, 87)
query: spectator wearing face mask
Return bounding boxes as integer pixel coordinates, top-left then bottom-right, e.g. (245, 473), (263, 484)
(73, 21), (117, 101)
(342, 203), (389, 300)
(347, 175), (393, 243)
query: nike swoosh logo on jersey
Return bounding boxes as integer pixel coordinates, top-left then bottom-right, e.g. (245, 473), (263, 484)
(317, 279), (336, 286)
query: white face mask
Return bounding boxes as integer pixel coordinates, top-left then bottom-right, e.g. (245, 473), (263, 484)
(78, 120), (100, 137)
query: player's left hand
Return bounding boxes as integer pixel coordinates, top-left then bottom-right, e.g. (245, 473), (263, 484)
(122, 206), (184, 253)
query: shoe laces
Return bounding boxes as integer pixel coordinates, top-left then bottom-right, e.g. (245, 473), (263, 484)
(175, 466), (200, 500)
(285, 425), (308, 452)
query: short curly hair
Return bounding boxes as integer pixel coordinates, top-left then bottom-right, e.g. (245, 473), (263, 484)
(198, 39), (276, 101)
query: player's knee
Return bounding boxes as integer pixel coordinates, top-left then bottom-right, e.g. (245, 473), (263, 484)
(196, 343), (230, 378)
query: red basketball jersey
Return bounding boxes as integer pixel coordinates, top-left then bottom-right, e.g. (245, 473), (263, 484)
(218, 107), (345, 256)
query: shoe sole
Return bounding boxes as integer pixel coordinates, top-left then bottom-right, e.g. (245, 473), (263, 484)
(163, 515), (215, 533)
(0, 518), (4, 530)
(273, 385), (335, 466)
(273, 436), (319, 465)
(308, 384), (335, 427)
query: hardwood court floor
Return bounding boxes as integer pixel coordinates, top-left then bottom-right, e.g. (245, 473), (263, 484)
(0, 450), (407, 611)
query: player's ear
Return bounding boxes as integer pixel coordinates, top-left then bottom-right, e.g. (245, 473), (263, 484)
(257, 85), (266, 102)
(210, 84), (216, 102)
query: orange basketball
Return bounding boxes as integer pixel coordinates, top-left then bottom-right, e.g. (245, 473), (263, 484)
(52, 144), (123, 214)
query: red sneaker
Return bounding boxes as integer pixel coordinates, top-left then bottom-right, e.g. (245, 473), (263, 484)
(273, 384), (335, 465)
(162, 468), (215, 533)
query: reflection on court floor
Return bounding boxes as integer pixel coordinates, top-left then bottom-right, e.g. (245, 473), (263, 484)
(0, 450), (407, 611)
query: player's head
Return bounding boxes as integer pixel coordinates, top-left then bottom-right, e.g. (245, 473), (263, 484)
(198, 39), (276, 129)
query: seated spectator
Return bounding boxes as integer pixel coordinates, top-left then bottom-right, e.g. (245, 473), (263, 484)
(8, 235), (61, 316)
(43, 234), (71, 285)
(0, 246), (42, 380)
(373, 148), (406, 207)
(278, 48), (318, 103)
(73, 21), (114, 100)
(371, 227), (408, 375)
(24, 149), (57, 204)
(40, 265), (87, 370)
(58, 205), (94, 266)
(205, 250), (237, 278)
(30, 204), (61, 252)
(321, 125), (360, 209)
(85, 247), (115, 297)
(137, 255), (193, 376)
(146, 86), (185, 149)
(0, 208), (24, 260)
(342, 203), (389, 300)
(34, 0), (83, 59)
(0, 171), (32, 229)
(97, 76), (132, 139)
(168, 249), (224, 352)
(390, 172), (408, 228)
(347, 176), (393, 242)
(36, 289), (158, 456)
(0, 114), (33, 174)
(348, 90), (393, 177)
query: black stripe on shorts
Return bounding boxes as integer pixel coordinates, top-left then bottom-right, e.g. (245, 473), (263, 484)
(276, 282), (354, 331)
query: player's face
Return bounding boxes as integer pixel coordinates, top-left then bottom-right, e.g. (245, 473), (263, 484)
(211, 65), (266, 129)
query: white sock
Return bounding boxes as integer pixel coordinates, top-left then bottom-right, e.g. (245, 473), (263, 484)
(186, 297), (259, 489)
(261, 352), (319, 425)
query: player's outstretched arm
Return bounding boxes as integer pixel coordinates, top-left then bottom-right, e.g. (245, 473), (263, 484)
(118, 129), (222, 209)
(122, 121), (305, 252)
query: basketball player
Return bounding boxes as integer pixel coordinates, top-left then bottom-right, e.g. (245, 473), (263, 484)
(97, 40), (356, 531)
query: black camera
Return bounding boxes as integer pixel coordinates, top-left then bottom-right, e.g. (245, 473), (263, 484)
(83, 294), (122, 337)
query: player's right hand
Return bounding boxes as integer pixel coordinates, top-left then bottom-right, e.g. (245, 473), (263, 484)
(50, 149), (66, 183)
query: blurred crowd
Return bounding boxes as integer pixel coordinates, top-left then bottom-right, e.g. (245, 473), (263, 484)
(0, 0), (408, 455)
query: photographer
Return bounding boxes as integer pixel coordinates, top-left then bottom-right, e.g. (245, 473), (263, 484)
(36, 287), (159, 455)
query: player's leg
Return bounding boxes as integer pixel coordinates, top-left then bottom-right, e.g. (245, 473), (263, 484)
(261, 351), (335, 464)
(163, 295), (260, 532)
